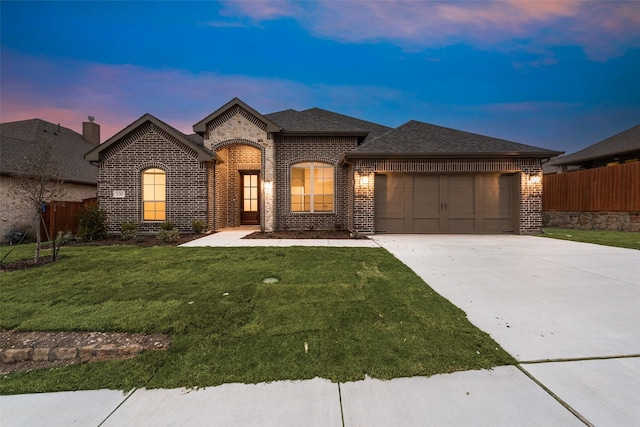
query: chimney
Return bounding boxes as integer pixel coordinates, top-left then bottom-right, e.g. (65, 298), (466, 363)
(82, 116), (101, 144)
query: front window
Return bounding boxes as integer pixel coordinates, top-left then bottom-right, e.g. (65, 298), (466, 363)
(142, 168), (166, 221)
(291, 162), (334, 212)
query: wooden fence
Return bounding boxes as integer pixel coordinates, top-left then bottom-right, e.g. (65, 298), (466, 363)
(543, 162), (640, 212)
(41, 198), (97, 239)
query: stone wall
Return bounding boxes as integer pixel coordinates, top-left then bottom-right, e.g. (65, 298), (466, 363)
(543, 211), (640, 232)
(0, 175), (96, 242)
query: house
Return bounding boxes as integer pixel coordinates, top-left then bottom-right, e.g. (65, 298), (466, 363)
(85, 98), (561, 236)
(543, 124), (640, 231)
(0, 118), (100, 242)
(546, 124), (640, 171)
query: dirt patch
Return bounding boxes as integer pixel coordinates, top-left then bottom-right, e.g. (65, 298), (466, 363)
(244, 230), (367, 239)
(0, 330), (170, 374)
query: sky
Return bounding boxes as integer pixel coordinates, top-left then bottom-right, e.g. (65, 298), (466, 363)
(1, 0), (639, 154)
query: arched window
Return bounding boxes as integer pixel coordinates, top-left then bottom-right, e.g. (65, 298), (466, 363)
(142, 168), (166, 221)
(291, 162), (334, 212)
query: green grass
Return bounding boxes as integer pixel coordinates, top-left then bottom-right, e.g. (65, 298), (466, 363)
(0, 245), (514, 394)
(539, 228), (640, 250)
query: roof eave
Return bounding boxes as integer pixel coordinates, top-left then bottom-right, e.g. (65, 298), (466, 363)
(550, 148), (640, 166)
(343, 150), (563, 160)
(84, 114), (216, 163)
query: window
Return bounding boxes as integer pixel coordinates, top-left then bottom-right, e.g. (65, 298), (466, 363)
(142, 168), (166, 221)
(291, 162), (334, 212)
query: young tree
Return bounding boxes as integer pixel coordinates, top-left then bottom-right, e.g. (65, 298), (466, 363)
(12, 134), (66, 262)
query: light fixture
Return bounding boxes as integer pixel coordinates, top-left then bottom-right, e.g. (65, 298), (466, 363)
(529, 173), (542, 184)
(264, 181), (273, 192)
(360, 175), (370, 186)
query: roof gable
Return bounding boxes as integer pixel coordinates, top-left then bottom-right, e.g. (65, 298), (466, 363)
(346, 120), (562, 158)
(85, 114), (214, 162)
(549, 124), (640, 166)
(1, 118), (97, 184)
(193, 97), (280, 135)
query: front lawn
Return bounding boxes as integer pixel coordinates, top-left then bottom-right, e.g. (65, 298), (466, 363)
(539, 228), (640, 250)
(0, 245), (514, 394)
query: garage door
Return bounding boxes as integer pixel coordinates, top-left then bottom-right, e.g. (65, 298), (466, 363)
(374, 173), (516, 233)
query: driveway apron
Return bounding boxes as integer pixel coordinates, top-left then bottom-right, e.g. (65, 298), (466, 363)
(373, 234), (640, 426)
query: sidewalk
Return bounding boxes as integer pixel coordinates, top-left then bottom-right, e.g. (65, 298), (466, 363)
(178, 228), (381, 248)
(2, 232), (639, 426)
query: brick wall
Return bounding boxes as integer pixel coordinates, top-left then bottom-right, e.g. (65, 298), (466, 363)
(97, 123), (210, 234)
(351, 157), (544, 234)
(213, 143), (261, 228)
(205, 108), (274, 231)
(274, 135), (358, 230)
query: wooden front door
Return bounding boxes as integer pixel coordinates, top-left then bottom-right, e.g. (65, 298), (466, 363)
(240, 172), (260, 225)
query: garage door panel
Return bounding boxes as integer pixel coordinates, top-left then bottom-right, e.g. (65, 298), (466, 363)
(482, 218), (513, 233)
(482, 175), (512, 217)
(375, 173), (515, 234)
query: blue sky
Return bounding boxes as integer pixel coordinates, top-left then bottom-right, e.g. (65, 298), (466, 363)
(1, 1), (639, 154)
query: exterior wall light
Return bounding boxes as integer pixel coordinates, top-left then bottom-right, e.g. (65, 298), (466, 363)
(264, 181), (273, 192)
(529, 173), (542, 184)
(360, 176), (370, 186)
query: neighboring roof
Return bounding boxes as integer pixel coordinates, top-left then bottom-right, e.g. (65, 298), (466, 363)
(0, 118), (97, 184)
(193, 97), (280, 135)
(301, 108), (392, 143)
(344, 120), (563, 159)
(264, 109), (368, 138)
(548, 124), (640, 166)
(85, 114), (215, 162)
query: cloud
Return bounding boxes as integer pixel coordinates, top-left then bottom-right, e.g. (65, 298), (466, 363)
(221, 0), (640, 61)
(0, 49), (404, 140)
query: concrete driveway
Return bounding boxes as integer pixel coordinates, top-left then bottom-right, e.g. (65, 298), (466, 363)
(372, 234), (640, 425)
(372, 234), (640, 362)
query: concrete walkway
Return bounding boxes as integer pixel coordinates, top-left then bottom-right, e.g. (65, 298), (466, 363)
(2, 234), (639, 426)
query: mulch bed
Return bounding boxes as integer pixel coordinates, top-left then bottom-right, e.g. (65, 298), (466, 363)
(244, 230), (363, 239)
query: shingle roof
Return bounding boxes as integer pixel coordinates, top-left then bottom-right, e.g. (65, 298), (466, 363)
(85, 114), (215, 163)
(548, 124), (640, 166)
(346, 120), (562, 158)
(265, 109), (368, 136)
(301, 108), (392, 143)
(0, 119), (97, 184)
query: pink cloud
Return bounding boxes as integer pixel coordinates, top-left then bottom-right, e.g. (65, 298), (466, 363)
(0, 49), (404, 140)
(221, 0), (640, 61)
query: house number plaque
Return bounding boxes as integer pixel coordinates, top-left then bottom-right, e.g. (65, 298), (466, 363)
(113, 190), (126, 198)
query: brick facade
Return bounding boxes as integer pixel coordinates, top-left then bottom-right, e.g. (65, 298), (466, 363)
(205, 108), (275, 231)
(97, 123), (210, 234)
(92, 101), (551, 236)
(351, 157), (544, 234)
(274, 135), (358, 230)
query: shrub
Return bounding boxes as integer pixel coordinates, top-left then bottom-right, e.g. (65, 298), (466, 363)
(191, 219), (206, 234)
(157, 221), (180, 243)
(4, 229), (25, 245)
(160, 221), (176, 231)
(120, 222), (138, 240)
(77, 205), (108, 241)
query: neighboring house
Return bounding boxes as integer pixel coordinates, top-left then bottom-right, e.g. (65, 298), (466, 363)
(85, 97), (561, 236)
(0, 118), (99, 241)
(543, 124), (640, 231)
(546, 124), (640, 172)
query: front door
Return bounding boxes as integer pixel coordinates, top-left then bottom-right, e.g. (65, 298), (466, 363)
(240, 172), (260, 225)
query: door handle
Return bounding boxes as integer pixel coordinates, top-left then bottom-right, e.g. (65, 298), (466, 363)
(440, 203), (444, 210)
(444, 203), (447, 210)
